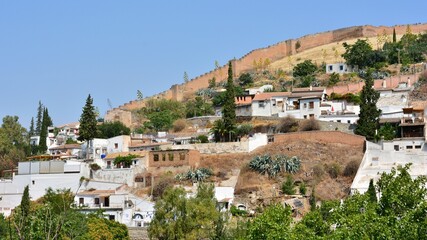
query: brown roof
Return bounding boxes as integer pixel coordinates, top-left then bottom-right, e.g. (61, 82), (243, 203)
(105, 151), (147, 159)
(78, 190), (115, 197)
(252, 92), (291, 101)
(49, 144), (81, 150)
(292, 87), (325, 93)
(411, 101), (427, 111)
(235, 96), (253, 105)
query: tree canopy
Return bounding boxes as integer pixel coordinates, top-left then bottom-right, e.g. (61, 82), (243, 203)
(78, 94), (98, 142)
(96, 121), (130, 139)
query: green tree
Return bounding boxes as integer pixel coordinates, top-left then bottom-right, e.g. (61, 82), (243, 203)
(184, 71), (189, 83)
(96, 121), (131, 138)
(28, 117), (35, 138)
(281, 175), (295, 195)
(292, 60), (317, 78)
(35, 101), (43, 135)
(148, 184), (220, 240)
(185, 96), (214, 118)
(38, 108), (51, 153)
(377, 123), (396, 140)
(13, 185), (31, 240)
(355, 70), (380, 140)
(247, 204), (293, 240)
(78, 94), (98, 143)
(393, 28), (397, 43)
(342, 39), (374, 69)
(221, 61), (237, 142)
(367, 179), (377, 202)
(328, 72), (340, 86)
(136, 90), (143, 100)
(238, 73), (253, 87)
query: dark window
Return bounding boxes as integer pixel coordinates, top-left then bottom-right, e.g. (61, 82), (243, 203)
(309, 102), (314, 109)
(179, 153), (186, 160)
(135, 177), (144, 182)
(329, 65), (333, 71)
(153, 154), (159, 161)
(162, 154), (166, 161)
(337, 120), (341, 123)
(109, 215), (115, 220)
(347, 120), (351, 124)
(168, 153), (174, 161)
(79, 198), (84, 205)
(309, 114), (314, 119)
(94, 198), (99, 205)
(114, 143), (118, 149)
(339, 65), (344, 71)
(407, 146), (413, 149)
(415, 145), (422, 149)
(394, 145), (399, 151)
(304, 115), (307, 119)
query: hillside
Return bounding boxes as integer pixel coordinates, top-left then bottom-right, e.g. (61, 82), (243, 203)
(200, 132), (364, 208)
(105, 23), (427, 127)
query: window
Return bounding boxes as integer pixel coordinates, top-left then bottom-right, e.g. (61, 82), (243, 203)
(337, 120), (341, 123)
(179, 152), (186, 160)
(162, 154), (166, 161)
(32, 180), (35, 185)
(94, 198), (100, 205)
(303, 103), (307, 108)
(258, 101), (265, 107)
(394, 145), (399, 151)
(168, 153), (174, 161)
(309, 102), (314, 109)
(114, 143), (118, 149)
(109, 215), (115, 220)
(309, 114), (314, 119)
(153, 154), (159, 161)
(339, 65), (344, 71)
(303, 115), (307, 119)
(415, 145), (422, 149)
(406, 146), (413, 149)
(347, 120), (351, 124)
(329, 65), (333, 71)
(79, 198), (84, 205)
(135, 177), (144, 182)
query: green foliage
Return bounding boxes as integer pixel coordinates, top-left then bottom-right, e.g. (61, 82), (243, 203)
(90, 163), (101, 171)
(325, 163), (341, 179)
(222, 61), (237, 142)
(138, 99), (185, 132)
(196, 135), (209, 143)
(329, 92), (361, 104)
(281, 175), (295, 195)
(35, 101), (43, 135)
(298, 75), (317, 88)
(293, 60), (317, 77)
(185, 96), (214, 118)
(78, 94), (98, 142)
(96, 121), (131, 138)
(246, 204), (293, 240)
(355, 70), (381, 140)
(343, 160), (359, 177)
(377, 122), (396, 140)
(235, 123), (253, 138)
(393, 28), (396, 43)
(238, 73), (253, 87)
(38, 108), (52, 153)
(113, 154), (137, 168)
(249, 154), (301, 178)
(299, 182), (307, 195)
(277, 115), (299, 133)
(212, 85), (244, 107)
(210, 119), (228, 142)
(367, 179), (377, 202)
(65, 138), (78, 144)
(328, 72), (340, 86)
(230, 205), (248, 216)
(342, 39), (374, 69)
(148, 184), (220, 240)
(176, 168), (213, 182)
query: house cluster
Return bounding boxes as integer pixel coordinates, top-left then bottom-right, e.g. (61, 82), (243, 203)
(0, 127), (241, 227)
(351, 100), (427, 194)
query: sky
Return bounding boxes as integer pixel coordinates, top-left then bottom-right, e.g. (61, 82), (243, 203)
(1, 0), (426, 128)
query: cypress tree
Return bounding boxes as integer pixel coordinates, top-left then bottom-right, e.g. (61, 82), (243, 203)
(367, 179), (377, 202)
(355, 70), (381, 140)
(38, 108), (49, 153)
(78, 94), (98, 143)
(392, 28), (397, 43)
(28, 117), (35, 137)
(222, 61), (236, 142)
(14, 185), (30, 239)
(35, 101), (43, 135)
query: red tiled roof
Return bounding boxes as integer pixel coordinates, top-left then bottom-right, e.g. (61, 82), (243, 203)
(252, 92), (290, 101)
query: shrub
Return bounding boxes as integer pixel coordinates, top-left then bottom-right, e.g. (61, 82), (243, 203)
(175, 168), (213, 182)
(113, 154), (138, 168)
(151, 174), (175, 201)
(282, 175), (295, 195)
(312, 164), (324, 179)
(90, 163), (101, 171)
(299, 118), (320, 131)
(326, 163), (341, 179)
(343, 160), (359, 177)
(299, 182), (307, 195)
(236, 123), (253, 137)
(197, 135), (209, 143)
(249, 154), (301, 178)
(172, 119), (187, 132)
(277, 116), (298, 133)
(230, 205), (247, 216)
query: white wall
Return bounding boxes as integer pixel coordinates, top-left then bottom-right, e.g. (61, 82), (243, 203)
(252, 100), (273, 116)
(248, 133), (268, 152)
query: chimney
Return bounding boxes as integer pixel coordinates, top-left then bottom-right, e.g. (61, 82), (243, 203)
(382, 79), (387, 88)
(407, 77), (411, 87)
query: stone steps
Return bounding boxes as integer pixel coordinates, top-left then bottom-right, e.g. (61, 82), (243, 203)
(128, 227), (149, 240)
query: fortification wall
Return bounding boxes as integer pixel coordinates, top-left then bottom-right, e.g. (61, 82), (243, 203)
(105, 23), (427, 126)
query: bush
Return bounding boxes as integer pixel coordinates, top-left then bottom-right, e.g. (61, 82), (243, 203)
(343, 160), (359, 177)
(197, 135), (209, 143)
(90, 163), (101, 171)
(326, 163), (341, 179)
(299, 118), (320, 131)
(151, 174), (175, 201)
(312, 164), (325, 179)
(230, 205), (247, 216)
(172, 119), (186, 132)
(282, 175), (295, 195)
(299, 182), (307, 195)
(236, 123), (253, 137)
(277, 116), (298, 133)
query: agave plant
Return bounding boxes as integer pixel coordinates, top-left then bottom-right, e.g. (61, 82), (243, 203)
(175, 168), (213, 182)
(249, 154), (301, 177)
(285, 156), (301, 174)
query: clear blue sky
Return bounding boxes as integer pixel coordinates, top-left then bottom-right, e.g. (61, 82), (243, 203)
(1, 0), (426, 128)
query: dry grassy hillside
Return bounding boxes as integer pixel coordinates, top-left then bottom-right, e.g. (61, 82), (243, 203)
(200, 137), (364, 207)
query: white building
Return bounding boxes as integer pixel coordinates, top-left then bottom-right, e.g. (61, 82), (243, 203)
(326, 63), (355, 74)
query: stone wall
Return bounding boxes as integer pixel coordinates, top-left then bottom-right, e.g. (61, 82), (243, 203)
(105, 23), (427, 127)
(273, 131), (365, 146)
